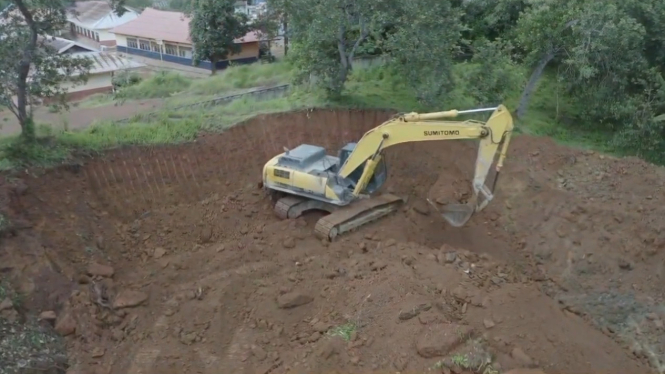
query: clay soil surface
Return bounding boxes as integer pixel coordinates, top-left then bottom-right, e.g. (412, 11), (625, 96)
(1, 109), (665, 374)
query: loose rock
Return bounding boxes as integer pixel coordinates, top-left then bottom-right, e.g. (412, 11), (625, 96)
(153, 247), (167, 259)
(113, 290), (148, 308)
(412, 201), (430, 215)
(0, 298), (12, 310)
(55, 313), (76, 336)
(511, 347), (534, 366)
(415, 324), (474, 358)
(39, 310), (57, 321)
(283, 237), (296, 249)
(87, 263), (115, 278)
(277, 292), (313, 309)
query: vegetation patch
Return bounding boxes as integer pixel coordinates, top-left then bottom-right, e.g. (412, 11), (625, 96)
(0, 281), (67, 374)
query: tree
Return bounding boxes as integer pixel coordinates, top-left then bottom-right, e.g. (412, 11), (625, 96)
(382, 0), (464, 106)
(0, 0), (97, 142)
(189, 0), (250, 75)
(513, 0), (648, 119)
(285, 0), (381, 97)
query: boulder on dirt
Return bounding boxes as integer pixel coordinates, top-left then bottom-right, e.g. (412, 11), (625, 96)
(511, 347), (534, 366)
(153, 247), (167, 259)
(276, 291), (313, 309)
(55, 312), (76, 336)
(87, 263), (115, 278)
(283, 237), (296, 249)
(312, 321), (331, 333)
(412, 200), (430, 215)
(0, 298), (12, 310)
(113, 290), (148, 308)
(39, 310), (57, 321)
(415, 324), (475, 358)
(199, 227), (213, 243)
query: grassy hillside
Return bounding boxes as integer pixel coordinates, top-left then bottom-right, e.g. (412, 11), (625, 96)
(0, 61), (607, 170)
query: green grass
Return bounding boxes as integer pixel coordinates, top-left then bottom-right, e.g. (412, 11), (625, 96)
(327, 322), (357, 341)
(0, 60), (617, 170)
(187, 62), (293, 96)
(75, 62), (295, 109)
(115, 71), (192, 100)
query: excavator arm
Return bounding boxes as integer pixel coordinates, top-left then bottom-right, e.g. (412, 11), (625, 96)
(337, 104), (514, 226)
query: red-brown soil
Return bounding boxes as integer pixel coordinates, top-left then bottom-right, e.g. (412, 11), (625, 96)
(1, 109), (665, 374)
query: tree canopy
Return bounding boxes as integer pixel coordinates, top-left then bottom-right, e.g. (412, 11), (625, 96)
(264, 0), (665, 162)
(0, 0), (96, 141)
(189, 0), (250, 74)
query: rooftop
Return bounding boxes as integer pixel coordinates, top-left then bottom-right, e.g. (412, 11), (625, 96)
(42, 35), (98, 54)
(68, 1), (139, 30)
(69, 51), (145, 75)
(111, 7), (260, 45)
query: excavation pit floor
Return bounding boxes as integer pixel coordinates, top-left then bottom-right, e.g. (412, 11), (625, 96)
(1, 109), (664, 374)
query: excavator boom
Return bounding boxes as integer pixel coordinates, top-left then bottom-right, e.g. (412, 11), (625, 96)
(338, 105), (513, 226)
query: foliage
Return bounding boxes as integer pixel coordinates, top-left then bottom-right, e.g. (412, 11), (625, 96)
(189, 0), (250, 74)
(0, 0), (94, 141)
(381, 0), (464, 106)
(286, 0), (382, 97)
(114, 71), (191, 100)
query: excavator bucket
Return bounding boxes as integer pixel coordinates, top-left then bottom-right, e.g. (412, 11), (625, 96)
(426, 199), (475, 227)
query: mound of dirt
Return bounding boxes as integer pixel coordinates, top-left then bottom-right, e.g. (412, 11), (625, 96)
(0, 109), (663, 374)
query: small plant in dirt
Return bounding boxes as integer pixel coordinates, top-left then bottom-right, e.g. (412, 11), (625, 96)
(434, 339), (498, 374)
(0, 316), (67, 374)
(327, 322), (356, 341)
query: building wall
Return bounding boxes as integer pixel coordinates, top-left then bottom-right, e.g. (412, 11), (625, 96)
(115, 33), (259, 71)
(97, 29), (116, 44)
(62, 73), (113, 93)
(42, 73), (114, 104)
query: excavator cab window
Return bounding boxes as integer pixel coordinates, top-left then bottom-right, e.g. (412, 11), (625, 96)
(338, 142), (388, 195)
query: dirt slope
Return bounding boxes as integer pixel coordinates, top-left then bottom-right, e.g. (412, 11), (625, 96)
(0, 109), (664, 374)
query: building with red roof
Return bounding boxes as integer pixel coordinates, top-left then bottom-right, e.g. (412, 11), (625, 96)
(111, 7), (260, 71)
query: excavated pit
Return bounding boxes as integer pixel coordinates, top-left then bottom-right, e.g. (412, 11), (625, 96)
(1, 109), (665, 374)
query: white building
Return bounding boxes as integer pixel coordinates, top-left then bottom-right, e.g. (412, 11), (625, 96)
(67, 1), (139, 47)
(37, 37), (145, 103)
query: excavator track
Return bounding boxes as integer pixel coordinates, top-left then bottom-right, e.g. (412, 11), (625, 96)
(274, 196), (308, 219)
(314, 194), (403, 241)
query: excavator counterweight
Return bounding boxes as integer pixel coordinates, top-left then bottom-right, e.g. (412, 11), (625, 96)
(261, 105), (514, 241)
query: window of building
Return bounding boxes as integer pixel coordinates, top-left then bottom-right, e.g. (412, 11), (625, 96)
(95, 32), (100, 41)
(139, 39), (150, 50)
(127, 38), (138, 49)
(178, 47), (191, 57)
(164, 44), (177, 55)
(150, 42), (160, 52)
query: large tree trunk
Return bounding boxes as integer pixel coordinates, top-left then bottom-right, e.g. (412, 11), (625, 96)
(14, 0), (39, 142)
(210, 56), (219, 75)
(282, 17), (288, 56)
(516, 50), (556, 119)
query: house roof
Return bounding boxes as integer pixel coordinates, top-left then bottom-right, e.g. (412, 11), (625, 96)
(111, 7), (259, 45)
(68, 1), (138, 30)
(42, 36), (99, 54)
(69, 51), (145, 75)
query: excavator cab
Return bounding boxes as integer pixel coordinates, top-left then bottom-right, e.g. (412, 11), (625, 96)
(338, 142), (388, 195)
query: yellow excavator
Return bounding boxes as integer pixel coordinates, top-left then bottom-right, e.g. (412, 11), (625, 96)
(261, 104), (514, 241)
